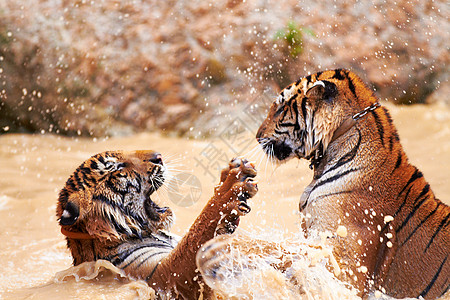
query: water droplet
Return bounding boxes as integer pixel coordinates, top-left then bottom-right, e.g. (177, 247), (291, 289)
(384, 215), (394, 223)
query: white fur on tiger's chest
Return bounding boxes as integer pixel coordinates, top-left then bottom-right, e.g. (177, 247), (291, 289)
(301, 194), (342, 232)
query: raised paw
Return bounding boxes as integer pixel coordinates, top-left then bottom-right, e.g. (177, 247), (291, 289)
(214, 158), (258, 235)
(219, 158), (256, 183)
(218, 158), (258, 212)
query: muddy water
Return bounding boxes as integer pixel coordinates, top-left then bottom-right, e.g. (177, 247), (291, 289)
(0, 104), (449, 299)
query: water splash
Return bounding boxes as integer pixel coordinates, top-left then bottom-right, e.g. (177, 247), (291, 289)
(197, 227), (360, 300)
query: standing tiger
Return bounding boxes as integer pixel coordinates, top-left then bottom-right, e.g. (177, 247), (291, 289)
(56, 150), (258, 299)
(254, 69), (449, 299)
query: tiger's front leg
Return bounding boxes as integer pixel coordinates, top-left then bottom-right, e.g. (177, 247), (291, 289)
(147, 158), (258, 298)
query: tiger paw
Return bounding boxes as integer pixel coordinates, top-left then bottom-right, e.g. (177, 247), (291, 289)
(218, 157), (258, 214)
(214, 158), (258, 235)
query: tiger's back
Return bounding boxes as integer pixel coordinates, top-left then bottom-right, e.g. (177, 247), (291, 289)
(257, 69), (449, 298)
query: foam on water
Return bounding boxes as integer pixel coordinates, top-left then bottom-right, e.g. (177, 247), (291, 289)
(195, 225), (445, 300)
(5, 260), (156, 300)
(0, 195), (10, 211)
(197, 227), (360, 300)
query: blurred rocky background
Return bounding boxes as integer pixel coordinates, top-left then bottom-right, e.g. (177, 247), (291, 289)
(0, 0), (448, 137)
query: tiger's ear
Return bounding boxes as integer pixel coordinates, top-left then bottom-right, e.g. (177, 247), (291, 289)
(306, 80), (338, 102)
(59, 201), (80, 225)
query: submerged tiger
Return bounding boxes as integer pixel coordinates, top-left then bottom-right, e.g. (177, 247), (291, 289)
(198, 69), (448, 299)
(56, 150), (258, 299)
(255, 69), (449, 298)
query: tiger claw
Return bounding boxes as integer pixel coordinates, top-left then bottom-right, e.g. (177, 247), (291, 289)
(244, 178), (258, 197)
(238, 201), (251, 214)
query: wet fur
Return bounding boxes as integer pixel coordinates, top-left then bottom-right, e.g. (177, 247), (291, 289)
(253, 69), (448, 299)
(199, 69), (450, 299)
(56, 150), (258, 299)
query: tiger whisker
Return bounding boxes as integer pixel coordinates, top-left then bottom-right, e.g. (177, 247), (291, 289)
(254, 141), (268, 172)
(264, 145), (271, 179)
(241, 143), (263, 161)
(255, 146), (266, 172)
(252, 142), (267, 159)
(266, 144), (276, 180)
(254, 138), (271, 168)
(163, 163), (186, 173)
(269, 144), (276, 171)
(157, 181), (181, 194)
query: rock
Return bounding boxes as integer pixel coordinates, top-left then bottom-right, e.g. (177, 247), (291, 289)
(204, 57), (227, 84)
(0, 0), (447, 137)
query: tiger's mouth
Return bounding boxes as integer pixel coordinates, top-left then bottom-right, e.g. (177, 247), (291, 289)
(258, 138), (295, 162)
(144, 166), (170, 222)
(144, 194), (170, 223)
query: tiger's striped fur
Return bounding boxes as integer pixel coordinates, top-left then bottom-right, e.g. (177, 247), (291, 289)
(56, 151), (258, 299)
(256, 69), (449, 299)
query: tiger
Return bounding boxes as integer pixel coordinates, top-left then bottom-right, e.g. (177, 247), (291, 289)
(252, 69), (449, 299)
(56, 150), (258, 299)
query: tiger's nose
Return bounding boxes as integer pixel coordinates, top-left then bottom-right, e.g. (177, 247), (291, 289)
(149, 153), (163, 165)
(256, 125), (265, 140)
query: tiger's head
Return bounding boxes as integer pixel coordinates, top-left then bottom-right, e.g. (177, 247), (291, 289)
(256, 69), (377, 164)
(56, 150), (173, 242)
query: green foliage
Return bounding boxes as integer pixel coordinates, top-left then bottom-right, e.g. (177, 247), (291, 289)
(274, 21), (316, 58)
(0, 11), (10, 46)
(0, 29), (11, 46)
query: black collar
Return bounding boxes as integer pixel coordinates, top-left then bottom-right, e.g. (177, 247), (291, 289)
(309, 102), (381, 170)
